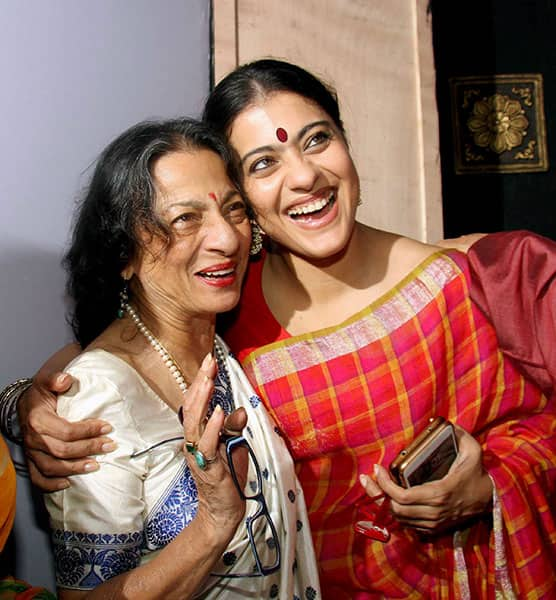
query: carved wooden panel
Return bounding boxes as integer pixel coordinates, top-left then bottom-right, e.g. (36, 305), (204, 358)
(450, 73), (548, 174)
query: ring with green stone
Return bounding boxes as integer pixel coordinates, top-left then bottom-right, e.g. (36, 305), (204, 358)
(193, 449), (208, 470)
(193, 449), (218, 470)
(184, 440), (197, 454)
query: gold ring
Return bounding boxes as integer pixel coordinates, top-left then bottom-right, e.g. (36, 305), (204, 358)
(184, 439), (198, 454)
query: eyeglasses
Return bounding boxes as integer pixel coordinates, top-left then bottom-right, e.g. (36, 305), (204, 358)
(212, 435), (281, 578)
(130, 434), (281, 577)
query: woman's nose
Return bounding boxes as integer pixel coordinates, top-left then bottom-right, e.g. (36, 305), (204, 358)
(204, 214), (241, 254)
(284, 154), (320, 191)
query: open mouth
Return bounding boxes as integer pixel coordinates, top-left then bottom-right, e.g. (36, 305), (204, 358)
(287, 191), (336, 220)
(197, 267), (235, 280)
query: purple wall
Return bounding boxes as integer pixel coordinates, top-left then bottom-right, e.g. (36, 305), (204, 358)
(0, 0), (211, 589)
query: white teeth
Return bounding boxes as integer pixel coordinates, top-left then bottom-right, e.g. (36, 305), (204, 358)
(200, 269), (234, 278)
(287, 192), (334, 217)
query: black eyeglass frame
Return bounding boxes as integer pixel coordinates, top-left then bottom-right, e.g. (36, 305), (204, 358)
(211, 435), (282, 578)
(130, 433), (281, 577)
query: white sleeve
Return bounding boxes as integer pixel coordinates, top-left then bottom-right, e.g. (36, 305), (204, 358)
(45, 369), (149, 590)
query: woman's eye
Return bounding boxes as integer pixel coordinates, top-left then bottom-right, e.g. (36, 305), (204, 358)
(249, 156), (275, 174)
(225, 200), (248, 223)
(171, 212), (199, 230)
(305, 130), (332, 150)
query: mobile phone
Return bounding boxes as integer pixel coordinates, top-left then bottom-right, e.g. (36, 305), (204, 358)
(389, 417), (458, 488)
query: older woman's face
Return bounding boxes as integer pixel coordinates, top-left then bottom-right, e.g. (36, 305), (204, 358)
(131, 149), (251, 319)
(228, 91), (360, 261)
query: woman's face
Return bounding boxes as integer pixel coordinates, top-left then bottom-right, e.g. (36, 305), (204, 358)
(130, 149), (251, 319)
(228, 91), (360, 261)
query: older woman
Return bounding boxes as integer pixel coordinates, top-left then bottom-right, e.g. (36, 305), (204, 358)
(30, 118), (319, 599)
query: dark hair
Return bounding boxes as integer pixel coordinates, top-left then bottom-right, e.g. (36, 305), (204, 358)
(64, 117), (238, 347)
(203, 58), (345, 138)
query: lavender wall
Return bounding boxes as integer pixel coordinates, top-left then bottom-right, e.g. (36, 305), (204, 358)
(0, 0), (210, 589)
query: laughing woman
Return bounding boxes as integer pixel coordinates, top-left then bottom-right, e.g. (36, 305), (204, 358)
(202, 60), (556, 599)
(33, 118), (320, 599)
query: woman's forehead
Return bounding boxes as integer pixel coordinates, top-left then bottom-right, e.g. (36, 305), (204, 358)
(153, 149), (228, 187)
(152, 150), (236, 205)
(229, 92), (329, 146)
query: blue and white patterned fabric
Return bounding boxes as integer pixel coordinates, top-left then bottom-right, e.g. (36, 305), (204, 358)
(45, 336), (321, 599)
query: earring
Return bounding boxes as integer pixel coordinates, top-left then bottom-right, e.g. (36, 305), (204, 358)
(249, 220), (264, 256)
(117, 281), (129, 319)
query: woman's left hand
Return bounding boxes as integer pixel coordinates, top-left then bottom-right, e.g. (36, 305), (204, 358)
(180, 353), (249, 536)
(361, 426), (493, 534)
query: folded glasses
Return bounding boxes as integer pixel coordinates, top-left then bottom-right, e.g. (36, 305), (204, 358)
(131, 434), (281, 577)
(212, 435), (281, 578)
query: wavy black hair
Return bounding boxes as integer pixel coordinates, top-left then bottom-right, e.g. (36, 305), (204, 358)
(203, 58), (345, 140)
(64, 118), (238, 347)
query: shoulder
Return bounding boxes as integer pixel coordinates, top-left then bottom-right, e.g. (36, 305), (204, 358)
(58, 350), (142, 421)
(366, 227), (452, 279)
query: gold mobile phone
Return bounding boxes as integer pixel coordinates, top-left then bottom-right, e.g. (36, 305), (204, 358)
(389, 417), (458, 488)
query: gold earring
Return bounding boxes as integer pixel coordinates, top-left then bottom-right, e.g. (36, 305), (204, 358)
(249, 220), (264, 256)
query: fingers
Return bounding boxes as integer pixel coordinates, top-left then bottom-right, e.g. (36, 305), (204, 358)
(197, 405), (225, 458)
(359, 472), (382, 499)
(25, 411), (113, 445)
(223, 407), (247, 436)
(182, 353), (216, 440)
(27, 460), (71, 493)
(40, 372), (74, 394)
(373, 463), (407, 499)
(25, 427), (116, 459)
(372, 463), (453, 526)
(26, 446), (100, 477)
(435, 233), (486, 252)
(451, 426), (481, 468)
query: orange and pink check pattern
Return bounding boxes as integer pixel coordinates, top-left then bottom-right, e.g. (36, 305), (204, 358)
(226, 251), (556, 599)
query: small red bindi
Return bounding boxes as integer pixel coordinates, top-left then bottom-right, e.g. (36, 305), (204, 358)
(208, 192), (218, 201)
(276, 127), (288, 143)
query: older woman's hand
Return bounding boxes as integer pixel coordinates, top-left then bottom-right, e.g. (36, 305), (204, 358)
(181, 353), (248, 535)
(361, 426), (493, 534)
(435, 233), (487, 253)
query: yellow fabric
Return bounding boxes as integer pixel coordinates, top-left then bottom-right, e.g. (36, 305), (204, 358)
(0, 435), (16, 552)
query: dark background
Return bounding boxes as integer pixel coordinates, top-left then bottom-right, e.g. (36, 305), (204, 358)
(430, 0), (556, 240)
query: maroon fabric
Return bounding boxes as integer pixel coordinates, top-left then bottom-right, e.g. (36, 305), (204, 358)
(468, 230), (556, 396)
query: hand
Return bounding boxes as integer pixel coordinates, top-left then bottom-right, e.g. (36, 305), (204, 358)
(435, 233), (487, 253)
(19, 344), (115, 492)
(361, 426), (493, 534)
(181, 353), (248, 535)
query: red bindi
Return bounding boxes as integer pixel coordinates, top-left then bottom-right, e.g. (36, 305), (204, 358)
(208, 192), (217, 201)
(276, 127), (288, 143)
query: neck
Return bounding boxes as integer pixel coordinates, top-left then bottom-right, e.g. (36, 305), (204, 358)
(266, 222), (380, 301)
(124, 298), (216, 381)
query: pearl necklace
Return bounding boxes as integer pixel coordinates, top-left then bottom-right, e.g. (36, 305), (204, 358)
(122, 302), (189, 394)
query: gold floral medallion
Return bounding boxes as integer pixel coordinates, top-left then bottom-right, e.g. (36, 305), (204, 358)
(449, 74), (548, 174)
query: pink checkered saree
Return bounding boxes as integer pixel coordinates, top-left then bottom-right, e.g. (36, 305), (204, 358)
(224, 250), (556, 599)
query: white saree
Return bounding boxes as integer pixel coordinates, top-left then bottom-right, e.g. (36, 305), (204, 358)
(45, 336), (320, 599)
